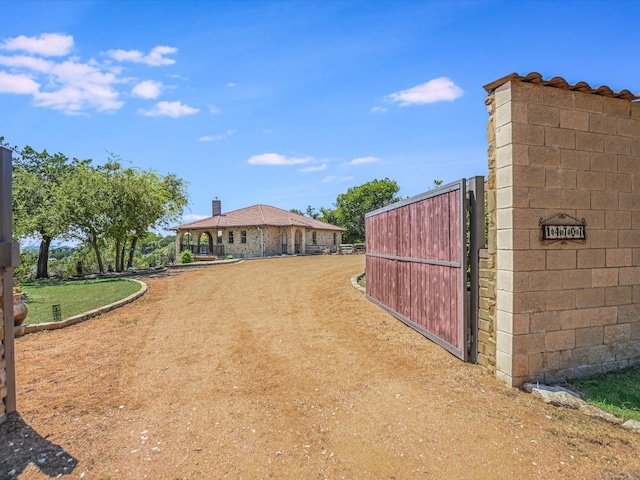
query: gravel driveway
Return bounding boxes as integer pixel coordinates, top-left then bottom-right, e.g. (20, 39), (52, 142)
(3, 255), (640, 479)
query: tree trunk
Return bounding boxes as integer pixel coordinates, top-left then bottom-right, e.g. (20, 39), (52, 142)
(115, 239), (122, 272)
(35, 235), (52, 279)
(120, 244), (126, 271)
(91, 234), (105, 273)
(127, 236), (139, 269)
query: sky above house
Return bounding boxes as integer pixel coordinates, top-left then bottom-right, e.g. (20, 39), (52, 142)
(1, 0), (638, 227)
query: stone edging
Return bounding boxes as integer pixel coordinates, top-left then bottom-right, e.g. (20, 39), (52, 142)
(166, 259), (243, 269)
(351, 272), (365, 293)
(14, 278), (147, 338)
(524, 383), (640, 434)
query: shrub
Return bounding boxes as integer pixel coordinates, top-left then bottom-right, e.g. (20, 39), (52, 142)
(179, 250), (194, 264)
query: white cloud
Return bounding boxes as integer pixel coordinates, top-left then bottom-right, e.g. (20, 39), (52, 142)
(248, 153), (312, 166)
(0, 34), (192, 115)
(208, 105), (221, 114)
(320, 175), (354, 184)
(344, 156), (380, 166)
(132, 80), (163, 98)
(106, 45), (177, 66)
(0, 71), (39, 94)
(0, 53), (124, 113)
(139, 100), (199, 117)
(386, 77), (463, 106)
(226, 82), (236, 87)
(299, 164), (327, 173)
(0, 54), (53, 72)
(0, 33), (73, 57)
(199, 129), (235, 142)
(371, 106), (387, 114)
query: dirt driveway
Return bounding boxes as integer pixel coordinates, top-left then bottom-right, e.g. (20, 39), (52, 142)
(3, 255), (640, 479)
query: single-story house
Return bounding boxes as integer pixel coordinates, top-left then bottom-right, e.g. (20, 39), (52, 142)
(173, 200), (345, 259)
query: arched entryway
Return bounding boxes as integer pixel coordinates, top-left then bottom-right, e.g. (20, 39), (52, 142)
(282, 230), (288, 254)
(181, 232), (193, 252)
(198, 232), (214, 255)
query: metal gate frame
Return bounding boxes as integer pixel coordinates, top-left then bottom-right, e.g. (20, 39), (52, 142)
(1, 146), (19, 417)
(365, 176), (484, 362)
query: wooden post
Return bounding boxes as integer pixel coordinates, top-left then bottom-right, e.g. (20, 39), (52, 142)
(0, 146), (19, 416)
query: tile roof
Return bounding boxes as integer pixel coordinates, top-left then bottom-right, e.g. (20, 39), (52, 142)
(173, 204), (345, 231)
(483, 72), (640, 101)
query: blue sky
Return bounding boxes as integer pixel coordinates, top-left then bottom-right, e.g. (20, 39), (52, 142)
(1, 0), (638, 226)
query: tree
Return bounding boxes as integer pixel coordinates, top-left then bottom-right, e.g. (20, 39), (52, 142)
(305, 205), (320, 219)
(120, 169), (188, 270)
(61, 158), (188, 272)
(59, 160), (111, 273)
(318, 207), (337, 225)
(10, 142), (76, 278)
(334, 178), (400, 243)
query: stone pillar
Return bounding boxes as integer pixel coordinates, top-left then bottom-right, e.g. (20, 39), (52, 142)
(485, 73), (640, 387)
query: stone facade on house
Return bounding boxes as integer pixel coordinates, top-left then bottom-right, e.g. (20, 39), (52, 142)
(174, 202), (344, 260)
(483, 72), (640, 387)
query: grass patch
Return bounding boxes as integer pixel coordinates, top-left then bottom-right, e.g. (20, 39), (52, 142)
(572, 366), (640, 421)
(22, 279), (142, 325)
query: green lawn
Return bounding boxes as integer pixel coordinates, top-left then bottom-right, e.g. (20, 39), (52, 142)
(573, 366), (640, 421)
(22, 279), (143, 325)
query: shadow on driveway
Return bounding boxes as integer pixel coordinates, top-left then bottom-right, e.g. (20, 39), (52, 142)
(0, 413), (77, 478)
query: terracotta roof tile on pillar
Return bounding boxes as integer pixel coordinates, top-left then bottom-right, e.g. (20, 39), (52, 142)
(483, 72), (640, 101)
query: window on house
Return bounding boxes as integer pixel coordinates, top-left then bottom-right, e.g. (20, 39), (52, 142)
(333, 232), (337, 246)
(241, 230), (247, 243)
(228, 231), (234, 244)
(312, 232), (317, 245)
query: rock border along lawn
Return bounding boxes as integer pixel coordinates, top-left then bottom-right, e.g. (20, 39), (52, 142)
(14, 278), (147, 338)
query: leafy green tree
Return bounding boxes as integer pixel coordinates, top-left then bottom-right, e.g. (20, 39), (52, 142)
(318, 207), (337, 225)
(59, 160), (111, 272)
(334, 178), (401, 243)
(289, 208), (305, 216)
(297, 206), (337, 225)
(105, 162), (187, 271)
(305, 205), (320, 219)
(61, 158), (188, 273)
(10, 142), (76, 278)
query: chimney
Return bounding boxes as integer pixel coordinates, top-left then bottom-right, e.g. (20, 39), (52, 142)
(212, 198), (222, 217)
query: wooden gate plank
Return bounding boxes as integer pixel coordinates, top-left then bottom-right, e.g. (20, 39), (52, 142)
(365, 179), (468, 360)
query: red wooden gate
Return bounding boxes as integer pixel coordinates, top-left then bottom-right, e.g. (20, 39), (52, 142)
(365, 179), (482, 361)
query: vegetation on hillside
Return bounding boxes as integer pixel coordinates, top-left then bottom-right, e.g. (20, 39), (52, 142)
(3, 136), (188, 279)
(296, 178), (401, 243)
(15, 233), (177, 282)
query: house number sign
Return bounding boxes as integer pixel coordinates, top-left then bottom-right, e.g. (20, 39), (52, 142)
(539, 213), (586, 244)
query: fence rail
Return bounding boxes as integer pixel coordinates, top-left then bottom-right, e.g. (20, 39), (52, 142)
(183, 244), (225, 257)
(339, 243), (366, 254)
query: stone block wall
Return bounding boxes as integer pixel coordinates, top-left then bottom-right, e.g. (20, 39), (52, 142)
(485, 74), (640, 386)
(477, 249), (497, 373)
(305, 230), (340, 251)
(181, 227), (341, 258)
